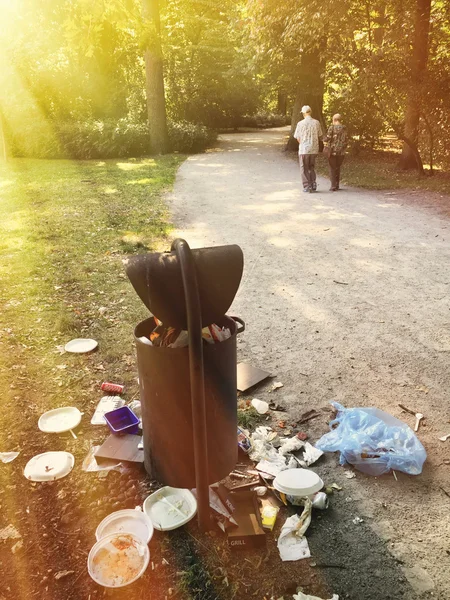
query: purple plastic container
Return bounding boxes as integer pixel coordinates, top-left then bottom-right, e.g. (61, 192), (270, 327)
(104, 406), (140, 435)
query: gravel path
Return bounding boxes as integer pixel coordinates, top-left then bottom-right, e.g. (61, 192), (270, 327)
(171, 127), (450, 599)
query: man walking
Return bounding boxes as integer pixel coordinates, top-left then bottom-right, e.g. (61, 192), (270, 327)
(294, 105), (323, 193)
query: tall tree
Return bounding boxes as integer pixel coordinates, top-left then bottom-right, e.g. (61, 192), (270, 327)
(142, 0), (169, 154)
(398, 0), (432, 169)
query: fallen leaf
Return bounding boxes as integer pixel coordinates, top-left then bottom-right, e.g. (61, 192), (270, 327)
(54, 571), (74, 580)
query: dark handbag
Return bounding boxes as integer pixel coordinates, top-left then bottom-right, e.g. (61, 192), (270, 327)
(323, 145), (331, 158)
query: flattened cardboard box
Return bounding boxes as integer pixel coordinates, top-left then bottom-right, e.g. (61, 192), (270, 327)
(227, 491), (266, 550)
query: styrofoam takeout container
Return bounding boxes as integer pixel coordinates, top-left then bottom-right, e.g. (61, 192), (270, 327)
(38, 407), (82, 434)
(273, 468), (323, 497)
(88, 532), (149, 588)
(95, 509), (154, 544)
(143, 486), (197, 531)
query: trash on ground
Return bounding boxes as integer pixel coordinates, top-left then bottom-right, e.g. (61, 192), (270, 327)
(192, 485), (237, 531)
(269, 402), (287, 412)
(271, 381), (284, 392)
(254, 486), (267, 496)
(299, 442), (324, 467)
(95, 434), (144, 464)
(96, 509), (154, 544)
(251, 398), (270, 415)
(293, 592), (339, 600)
(227, 490), (266, 549)
(279, 436), (305, 456)
(297, 409), (321, 425)
(237, 427), (252, 453)
(311, 492), (329, 510)
(256, 457), (287, 478)
(316, 402), (427, 476)
(64, 338), (98, 353)
(38, 407), (82, 437)
(104, 406), (140, 435)
(330, 483), (343, 491)
(398, 403), (425, 432)
(11, 539), (23, 554)
(296, 431), (308, 441)
(88, 533), (149, 588)
(0, 451), (20, 464)
(82, 446), (122, 473)
(439, 433), (450, 442)
(344, 470), (356, 479)
(128, 400), (142, 419)
(260, 497), (280, 530)
(143, 487), (197, 531)
(91, 397), (125, 425)
(237, 363), (271, 392)
(278, 500), (312, 561)
(24, 451), (75, 482)
(101, 382), (125, 394)
(0, 524), (21, 541)
(54, 570), (75, 580)
(274, 469), (323, 500)
(352, 516), (364, 525)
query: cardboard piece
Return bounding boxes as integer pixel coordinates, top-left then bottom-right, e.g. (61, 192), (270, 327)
(94, 434), (144, 464)
(237, 363), (271, 392)
(227, 491), (266, 550)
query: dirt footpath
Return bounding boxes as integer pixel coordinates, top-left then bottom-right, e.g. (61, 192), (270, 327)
(171, 127), (450, 599)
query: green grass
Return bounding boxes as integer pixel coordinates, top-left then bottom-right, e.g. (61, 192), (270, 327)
(316, 149), (450, 195)
(0, 155), (184, 430)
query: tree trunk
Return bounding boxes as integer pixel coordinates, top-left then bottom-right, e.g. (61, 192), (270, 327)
(143, 0), (169, 155)
(399, 0), (431, 170)
(277, 91), (287, 116)
(286, 48), (326, 151)
(0, 109), (7, 161)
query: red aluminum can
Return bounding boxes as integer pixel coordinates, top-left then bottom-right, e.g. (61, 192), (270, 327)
(101, 382), (124, 394)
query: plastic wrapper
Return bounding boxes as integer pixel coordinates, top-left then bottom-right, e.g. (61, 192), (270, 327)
(145, 317), (231, 348)
(277, 499), (312, 561)
(316, 402), (427, 476)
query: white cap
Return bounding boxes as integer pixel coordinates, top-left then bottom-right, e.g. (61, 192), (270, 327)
(301, 105), (312, 114)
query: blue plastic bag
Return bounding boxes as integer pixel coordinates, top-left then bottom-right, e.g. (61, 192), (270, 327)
(316, 402), (427, 476)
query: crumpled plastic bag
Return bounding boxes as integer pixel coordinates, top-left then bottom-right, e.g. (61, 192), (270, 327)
(316, 402), (427, 476)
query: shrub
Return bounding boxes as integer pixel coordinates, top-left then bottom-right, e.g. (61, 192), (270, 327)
(7, 117), (217, 158)
(167, 121), (217, 153)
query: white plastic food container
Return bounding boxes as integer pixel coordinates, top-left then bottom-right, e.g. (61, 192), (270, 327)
(88, 532), (149, 588)
(143, 486), (197, 531)
(95, 510), (154, 544)
(273, 468), (324, 497)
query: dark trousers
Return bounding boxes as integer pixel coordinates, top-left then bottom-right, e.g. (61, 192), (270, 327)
(328, 154), (345, 189)
(299, 154), (317, 190)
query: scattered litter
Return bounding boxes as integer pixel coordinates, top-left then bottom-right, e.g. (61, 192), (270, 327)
(237, 427), (251, 454)
(392, 470), (398, 481)
(300, 442), (324, 467)
(54, 570), (74, 580)
(278, 420), (286, 429)
(316, 402), (427, 476)
(91, 397), (125, 425)
(24, 452), (75, 482)
(279, 437), (304, 456)
(95, 434), (144, 464)
(11, 539), (23, 554)
(0, 524), (21, 541)
(128, 400), (142, 419)
(96, 509), (154, 544)
(256, 458), (286, 478)
(344, 470), (356, 479)
(311, 492), (329, 510)
(88, 533), (149, 587)
(439, 433), (450, 442)
(101, 382), (125, 395)
(271, 382), (284, 392)
(293, 592), (339, 600)
(331, 483), (342, 491)
(269, 402), (287, 412)
(274, 469), (323, 501)
(254, 486), (267, 496)
(297, 409), (321, 425)
(296, 432), (308, 441)
(38, 407), (82, 439)
(260, 498), (280, 530)
(104, 406), (140, 435)
(278, 500), (312, 561)
(0, 451), (20, 464)
(251, 398), (269, 415)
(398, 403), (425, 431)
(333, 280), (348, 285)
(64, 338), (98, 353)
(227, 491), (266, 549)
(352, 517), (364, 525)
(237, 363), (271, 392)
(143, 487), (197, 531)
(82, 446), (122, 473)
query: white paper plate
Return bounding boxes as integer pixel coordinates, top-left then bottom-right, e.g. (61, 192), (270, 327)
(38, 407), (82, 433)
(64, 338), (98, 353)
(143, 487), (197, 531)
(96, 510), (154, 544)
(88, 532), (149, 588)
(273, 468), (323, 497)
(24, 451), (75, 482)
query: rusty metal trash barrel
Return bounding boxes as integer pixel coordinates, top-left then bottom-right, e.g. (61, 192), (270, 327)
(126, 239), (244, 529)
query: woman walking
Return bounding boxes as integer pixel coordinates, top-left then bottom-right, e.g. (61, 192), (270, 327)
(325, 114), (348, 191)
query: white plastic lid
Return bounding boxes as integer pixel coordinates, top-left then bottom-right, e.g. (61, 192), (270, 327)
(143, 487), (197, 531)
(38, 407), (82, 433)
(24, 452), (75, 482)
(64, 338), (98, 353)
(96, 510), (154, 544)
(88, 532), (149, 588)
(273, 468), (323, 497)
